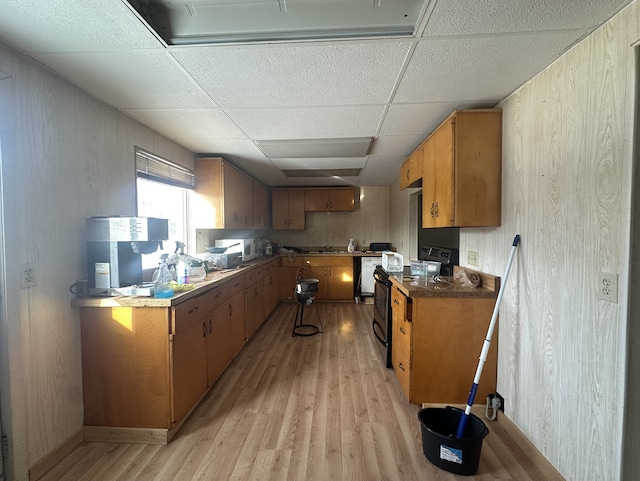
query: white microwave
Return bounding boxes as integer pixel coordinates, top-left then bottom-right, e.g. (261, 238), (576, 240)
(214, 239), (256, 262)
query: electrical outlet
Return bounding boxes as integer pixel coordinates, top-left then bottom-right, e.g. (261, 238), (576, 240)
(467, 251), (479, 267)
(597, 272), (618, 303)
(20, 263), (36, 288)
(495, 392), (505, 412)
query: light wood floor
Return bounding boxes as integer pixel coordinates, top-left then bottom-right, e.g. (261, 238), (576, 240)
(38, 302), (565, 481)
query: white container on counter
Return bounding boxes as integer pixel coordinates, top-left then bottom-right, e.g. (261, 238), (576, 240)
(382, 251), (403, 272)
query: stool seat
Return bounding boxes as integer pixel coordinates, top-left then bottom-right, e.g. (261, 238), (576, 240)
(292, 278), (322, 337)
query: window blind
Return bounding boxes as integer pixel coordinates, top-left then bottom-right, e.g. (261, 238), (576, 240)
(135, 148), (195, 189)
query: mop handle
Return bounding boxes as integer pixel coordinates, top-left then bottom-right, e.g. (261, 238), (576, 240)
(456, 234), (520, 438)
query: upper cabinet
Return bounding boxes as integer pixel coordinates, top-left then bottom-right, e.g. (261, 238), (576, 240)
(399, 146), (423, 190)
(252, 181), (270, 230)
(194, 157), (269, 230)
(272, 189), (305, 230)
(401, 110), (502, 228)
(304, 188), (355, 212)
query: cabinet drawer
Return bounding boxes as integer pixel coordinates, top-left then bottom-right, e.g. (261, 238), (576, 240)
(391, 287), (411, 320)
(393, 313), (412, 357)
(244, 266), (264, 285)
(173, 295), (208, 335)
(302, 256), (353, 268)
(394, 346), (411, 400)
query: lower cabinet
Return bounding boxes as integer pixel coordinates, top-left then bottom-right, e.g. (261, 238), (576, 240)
(391, 286), (498, 404)
(302, 256), (354, 300)
(244, 266), (265, 339)
(263, 257), (281, 317)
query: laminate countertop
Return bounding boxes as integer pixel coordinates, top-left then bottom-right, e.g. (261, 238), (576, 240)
(71, 251), (385, 309)
(389, 266), (500, 299)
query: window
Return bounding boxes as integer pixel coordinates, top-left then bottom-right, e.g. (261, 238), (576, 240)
(135, 148), (195, 269)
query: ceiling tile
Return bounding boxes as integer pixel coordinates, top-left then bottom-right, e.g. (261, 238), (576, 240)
(394, 32), (586, 103)
(170, 41), (412, 107)
(178, 138), (265, 158)
(0, 1), (161, 53)
(422, 0), (630, 36)
(124, 108), (247, 140)
(29, 50), (216, 109)
(369, 135), (426, 156)
(225, 105), (386, 139)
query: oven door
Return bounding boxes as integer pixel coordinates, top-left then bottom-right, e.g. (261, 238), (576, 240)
(372, 271), (392, 368)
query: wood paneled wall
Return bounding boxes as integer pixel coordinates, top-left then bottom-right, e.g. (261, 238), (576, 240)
(0, 45), (193, 480)
(447, 2), (638, 480)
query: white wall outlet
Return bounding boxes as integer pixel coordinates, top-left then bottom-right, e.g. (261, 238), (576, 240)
(468, 251), (479, 267)
(597, 272), (618, 303)
(20, 263), (36, 288)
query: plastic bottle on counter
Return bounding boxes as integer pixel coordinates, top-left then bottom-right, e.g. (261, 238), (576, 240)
(176, 255), (189, 285)
(153, 254), (174, 298)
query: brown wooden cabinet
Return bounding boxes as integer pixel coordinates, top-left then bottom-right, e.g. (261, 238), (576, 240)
(281, 256), (304, 300)
(272, 189), (305, 230)
(421, 110), (502, 228)
(194, 157), (262, 230)
(302, 256), (354, 300)
(244, 265), (265, 339)
(304, 188), (355, 212)
(391, 286), (498, 405)
(252, 180), (270, 229)
(399, 146), (423, 190)
(78, 275), (248, 443)
(262, 257), (281, 319)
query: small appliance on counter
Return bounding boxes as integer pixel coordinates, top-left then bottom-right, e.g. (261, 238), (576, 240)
(381, 251), (403, 273)
(85, 216), (169, 296)
(214, 238), (256, 262)
(206, 251), (242, 269)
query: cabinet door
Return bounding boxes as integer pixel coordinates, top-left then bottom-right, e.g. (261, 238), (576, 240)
(422, 138), (437, 227)
(304, 189), (329, 211)
(227, 290), (246, 359)
(327, 266), (354, 300)
(432, 118), (455, 227)
(328, 189), (354, 211)
(172, 308), (207, 425)
(224, 164), (253, 229)
(252, 181), (270, 229)
(272, 190), (291, 229)
(400, 147), (423, 190)
(245, 280), (264, 339)
(193, 158), (224, 228)
(205, 309), (229, 387)
(287, 190), (305, 229)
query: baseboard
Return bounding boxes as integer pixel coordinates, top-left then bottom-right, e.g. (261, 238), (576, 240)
(29, 430), (83, 481)
(83, 426), (170, 445)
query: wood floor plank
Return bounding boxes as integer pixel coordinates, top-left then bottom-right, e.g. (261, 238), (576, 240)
(36, 302), (565, 481)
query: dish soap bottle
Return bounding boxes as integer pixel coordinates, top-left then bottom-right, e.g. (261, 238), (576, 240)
(153, 254), (174, 298)
(347, 238), (356, 253)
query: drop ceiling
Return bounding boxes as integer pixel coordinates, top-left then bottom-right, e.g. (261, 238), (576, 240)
(0, 0), (632, 187)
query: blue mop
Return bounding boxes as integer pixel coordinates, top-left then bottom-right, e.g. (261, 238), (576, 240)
(456, 234), (520, 438)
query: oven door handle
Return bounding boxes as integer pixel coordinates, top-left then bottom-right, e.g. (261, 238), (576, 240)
(372, 319), (388, 347)
(373, 272), (391, 286)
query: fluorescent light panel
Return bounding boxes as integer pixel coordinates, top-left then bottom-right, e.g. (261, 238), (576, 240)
(283, 169), (361, 178)
(256, 137), (373, 158)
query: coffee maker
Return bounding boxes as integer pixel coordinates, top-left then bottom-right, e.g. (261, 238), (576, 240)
(86, 216), (169, 296)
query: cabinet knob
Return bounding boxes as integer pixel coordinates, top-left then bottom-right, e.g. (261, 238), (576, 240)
(399, 327), (405, 334)
(398, 363), (405, 372)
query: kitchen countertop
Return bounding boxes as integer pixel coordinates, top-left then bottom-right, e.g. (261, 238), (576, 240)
(71, 251), (386, 309)
(390, 266), (500, 298)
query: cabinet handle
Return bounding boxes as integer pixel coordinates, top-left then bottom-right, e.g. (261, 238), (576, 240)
(229, 305), (233, 316)
(400, 327), (405, 335)
(398, 363), (406, 372)
(434, 201), (439, 218)
(209, 318), (213, 334)
(189, 306), (199, 314)
(430, 202), (435, 218)
(393, 299), (400, 305)
(202, 321), (207, 338)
